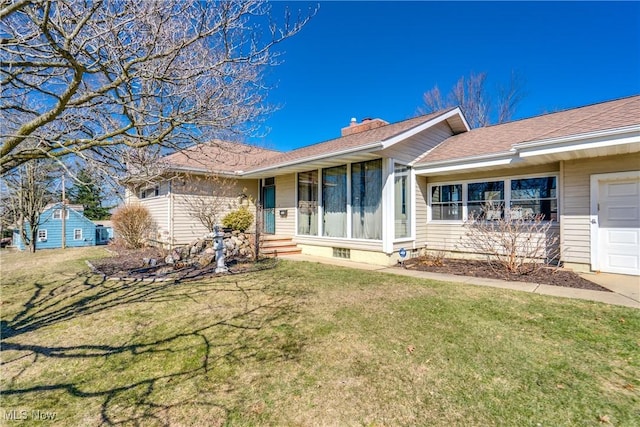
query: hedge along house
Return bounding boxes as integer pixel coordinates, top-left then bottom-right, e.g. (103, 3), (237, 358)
(12, 203), (97, 250)
(128, 95), (640, 275)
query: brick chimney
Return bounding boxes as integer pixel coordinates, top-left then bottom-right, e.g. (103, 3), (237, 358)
(341, 117), (389, 136)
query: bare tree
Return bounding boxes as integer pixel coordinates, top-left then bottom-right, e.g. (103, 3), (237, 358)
(0, 0), (314, 176)
(1, 160), (56, 252)
(418, 71), (526, 128)
(497, 70), (527, 124)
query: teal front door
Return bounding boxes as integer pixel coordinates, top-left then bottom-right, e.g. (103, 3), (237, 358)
(263, 179), (276, 234)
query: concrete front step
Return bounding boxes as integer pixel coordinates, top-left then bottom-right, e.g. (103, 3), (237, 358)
(261, 247), (303, 257)
(261, 239), (299, 248)
(259, 235), (301, 256)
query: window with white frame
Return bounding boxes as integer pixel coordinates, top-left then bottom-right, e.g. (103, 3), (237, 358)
(431, 184), (463, 220)
(297, 170), (318, 236)
(468, 181), (504, 220)
(74, 229), (83, 240)
(52, 209), (70, 220)
(351, 159), (382, 240)
(510, 177), (557, 221)
(322, 165), (347, 237)
(394, 165), (411, 238)
(429, 175), (558, 222)
(37, 229), (47, 241)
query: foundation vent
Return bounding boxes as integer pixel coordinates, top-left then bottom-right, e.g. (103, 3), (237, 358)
(332, 247), (351, 259)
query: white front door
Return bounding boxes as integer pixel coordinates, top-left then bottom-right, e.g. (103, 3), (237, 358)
(591, 172), (640, 275)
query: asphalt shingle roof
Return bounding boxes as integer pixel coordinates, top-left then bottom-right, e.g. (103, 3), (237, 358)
(162, 109), (457, 173)
(246, 109), (456, 171)
(416, 95), (640, 165)
(162, 140), (281, 173)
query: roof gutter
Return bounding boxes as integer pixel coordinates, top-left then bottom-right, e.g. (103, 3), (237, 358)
(514, 125), (640, 157)
(414, 151), (519, 175)
(166, 165), (240, 177)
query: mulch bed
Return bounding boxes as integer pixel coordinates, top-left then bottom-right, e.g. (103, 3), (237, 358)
(92, 246), (610, 292)
(90, 246), (277, 282)
(401, 257), (611, 292)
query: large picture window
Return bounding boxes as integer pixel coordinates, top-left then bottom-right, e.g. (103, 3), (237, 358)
(297, 170), (318, 235)
(322, 165), (347, 237)
(351, 159), (382, 240)
(394, 165), (411, 238)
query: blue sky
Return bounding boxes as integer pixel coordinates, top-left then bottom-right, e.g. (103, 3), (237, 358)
(253, 1), (640, 152)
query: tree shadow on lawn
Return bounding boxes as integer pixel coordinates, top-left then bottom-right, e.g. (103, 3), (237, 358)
(1, 271), (306, 425)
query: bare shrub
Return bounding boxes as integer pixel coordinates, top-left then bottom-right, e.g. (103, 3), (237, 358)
(458, 204), (559, 275)
(418, 251), (446, 267)
(177, 175), (250, 233)
(111, 204), (156, 249)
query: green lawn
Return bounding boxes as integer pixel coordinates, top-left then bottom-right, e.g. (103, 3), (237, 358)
(1, 248), (639, 426)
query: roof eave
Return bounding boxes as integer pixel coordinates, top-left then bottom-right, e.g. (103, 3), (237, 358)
(166, 165), (241, 177)
(414, 151), (520, 175)
(242, 141), (383, 177)
(514, 125), (640, 158)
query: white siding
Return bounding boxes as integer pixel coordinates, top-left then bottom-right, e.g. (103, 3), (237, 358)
(138, 196), (170, 243)
(171, 177), (260, 244)
(414, 175), (429, 249)
(275, 173), (296, 236)
(562, 152), (640, 266)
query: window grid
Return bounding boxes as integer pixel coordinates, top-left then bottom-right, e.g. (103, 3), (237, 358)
(429, 175), (558, 222)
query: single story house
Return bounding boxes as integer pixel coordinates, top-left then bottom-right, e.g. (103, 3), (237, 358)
(13, 203), (113, 250)
(126, 95), (640, 275)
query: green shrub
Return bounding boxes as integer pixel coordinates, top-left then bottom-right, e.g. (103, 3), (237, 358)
(222, 206), (254, 232)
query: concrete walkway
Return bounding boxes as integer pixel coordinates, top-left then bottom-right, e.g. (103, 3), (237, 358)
(282, 254), (640, 309)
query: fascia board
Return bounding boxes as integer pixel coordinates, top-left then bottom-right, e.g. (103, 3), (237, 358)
(414, 152), (518, 175)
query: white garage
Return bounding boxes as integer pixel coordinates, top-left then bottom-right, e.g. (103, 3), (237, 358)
(590, 171), (640, 276)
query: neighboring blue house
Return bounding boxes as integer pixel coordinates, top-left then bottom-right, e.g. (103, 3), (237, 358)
(12, 203), (99, 250)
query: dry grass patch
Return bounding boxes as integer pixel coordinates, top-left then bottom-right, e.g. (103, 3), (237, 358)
(1, 251), (639, 426)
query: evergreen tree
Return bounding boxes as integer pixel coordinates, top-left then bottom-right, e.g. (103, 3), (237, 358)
(68, 169), (111, 220)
